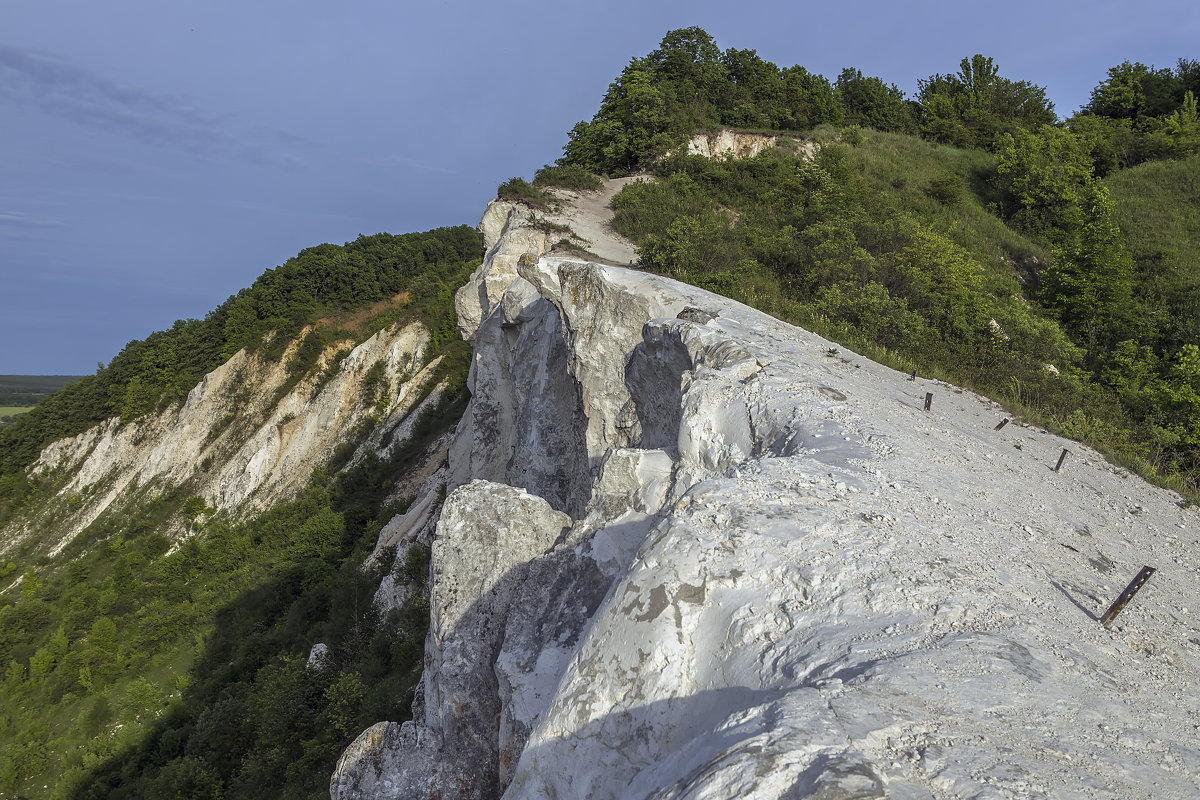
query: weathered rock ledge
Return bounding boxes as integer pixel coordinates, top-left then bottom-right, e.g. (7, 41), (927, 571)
(7, 320), (438, 557)
(335, 201), (1200, 800)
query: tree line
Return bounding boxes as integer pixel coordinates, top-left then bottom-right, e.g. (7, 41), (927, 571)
(560, 27), (1198, 175)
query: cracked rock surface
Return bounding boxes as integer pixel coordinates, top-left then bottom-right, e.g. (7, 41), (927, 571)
(335, 201), (1200, 800)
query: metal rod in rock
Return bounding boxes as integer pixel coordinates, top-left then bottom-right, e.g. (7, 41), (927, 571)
(909, 369), (917, 382)
(924, 392), (933, 412)
(1054, 448), (1069, 472)
(994, 418), (1009, 431)
(1100, 566), (1156, 626)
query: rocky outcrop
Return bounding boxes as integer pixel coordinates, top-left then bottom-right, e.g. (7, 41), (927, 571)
(333, 481), (572, 800)
(335, 201), (1200, 799)
(683, 130), (819, 160)
(7, 320), (437, 557)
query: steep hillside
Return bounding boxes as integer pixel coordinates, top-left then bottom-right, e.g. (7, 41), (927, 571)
(333, 196), (1200, 800)
(0, 228), (482, 800)
(1107, 153), (1200, 352)
(9, 320), (438, 560)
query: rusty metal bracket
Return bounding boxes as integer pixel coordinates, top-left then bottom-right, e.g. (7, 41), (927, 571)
(1100, 566), (1156, 626)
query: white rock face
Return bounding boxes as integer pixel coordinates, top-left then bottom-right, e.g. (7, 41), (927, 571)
(686, 130), (779, 158)
(6, 320), (436, 557)
(683, 130), (819, 161)
(336, 206), (1200, 799)
(307, 642), (330, 670)
(456, 202), (551, 340)
(334, 481), (572, 799)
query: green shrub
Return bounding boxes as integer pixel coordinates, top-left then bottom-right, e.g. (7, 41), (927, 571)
(840, 126), (864, 146)
(532, 164), (603, 191)
(926, 173), (963, 205)
(496, 177), (551, 208)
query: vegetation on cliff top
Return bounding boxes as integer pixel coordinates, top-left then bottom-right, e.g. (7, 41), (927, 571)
(560, 27), (1198, 176)
(572, 28), (1198, 496)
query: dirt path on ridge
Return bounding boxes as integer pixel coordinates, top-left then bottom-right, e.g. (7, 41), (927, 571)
(542, 175), (647, 267)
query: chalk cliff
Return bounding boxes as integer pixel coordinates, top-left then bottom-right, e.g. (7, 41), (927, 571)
(5, 321), (441, 558)
(332, 200), (1200, 799)
(683, 130), (817, 160)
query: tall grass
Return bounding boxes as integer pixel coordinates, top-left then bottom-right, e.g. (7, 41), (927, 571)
(613, 130), (1199, 504)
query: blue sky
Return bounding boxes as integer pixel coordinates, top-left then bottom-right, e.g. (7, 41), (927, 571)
(2, 0), (1197, 374)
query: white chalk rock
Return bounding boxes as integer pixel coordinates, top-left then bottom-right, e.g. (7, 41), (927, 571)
(339, 186), (1200, 800)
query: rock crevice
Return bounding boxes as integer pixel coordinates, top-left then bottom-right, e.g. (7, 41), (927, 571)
(335, 199), (1200, 800)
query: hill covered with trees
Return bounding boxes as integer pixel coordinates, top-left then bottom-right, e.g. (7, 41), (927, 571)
(0, 226), (480, 522)
(0, 227), (481, 799)
(548, 27), (1199, 499)
(560, 27), (1198, 175)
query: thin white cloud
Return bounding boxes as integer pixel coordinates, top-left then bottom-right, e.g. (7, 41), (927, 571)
(0, 211), (65, 227)
(0, 42), (306, 166)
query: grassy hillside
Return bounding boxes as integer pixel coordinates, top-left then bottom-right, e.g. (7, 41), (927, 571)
(0, 228), (482, 800)
(1107, 153), (1200, 353)
(546, 27), (1199, 500)
(607, 126), (1197, 499)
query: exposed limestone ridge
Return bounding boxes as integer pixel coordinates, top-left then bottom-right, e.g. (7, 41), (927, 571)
(335, 204), (1200, 799)
(681, 129), (819, 160)
(455, 201), (551, 341)
(333, 481), (572, 800)
(7, 320), (435, 558)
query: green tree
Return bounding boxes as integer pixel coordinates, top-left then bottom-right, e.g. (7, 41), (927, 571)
(1165, 90), (1200, 155)
(147, 756), (225, 800)
(1066, 114), (1138, 175)
(835, 68), (916, 133)
(561, 60), (676, 174)
(995, 125), (1096, 240)
(27, 627), (67, 679)
(885, 223), (988, 344)
(780, 65), (843, 129)
(1038, 182), (1134, 350)
(1145, 345), (1200, 449)
(322, 671), (367, 738)
(1085, 60), (1180, 121)
(646, 26), (725, 117)
(918, 55), (1055, 149)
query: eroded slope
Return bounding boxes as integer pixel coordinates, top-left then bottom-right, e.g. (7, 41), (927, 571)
(335, 201), (1200, 800)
